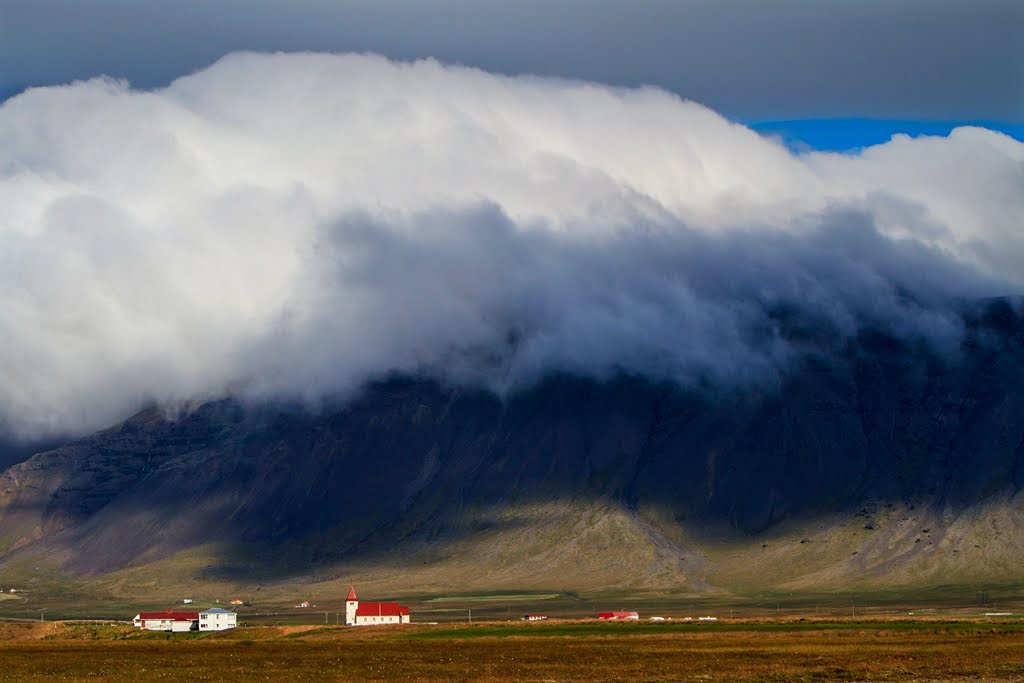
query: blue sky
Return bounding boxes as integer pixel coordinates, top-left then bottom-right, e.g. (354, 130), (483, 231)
(2, 0), (1021, 151)
(749, 119), (1024, 152)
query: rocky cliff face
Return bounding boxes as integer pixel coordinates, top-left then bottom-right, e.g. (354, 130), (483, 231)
(0, 299), (1022, 592)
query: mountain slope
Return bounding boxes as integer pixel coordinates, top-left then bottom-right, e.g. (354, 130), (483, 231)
(0, 300), (1022, 598)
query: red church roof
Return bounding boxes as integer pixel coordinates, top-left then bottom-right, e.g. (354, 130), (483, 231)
(355, 602), (410, 617)
(138, 610), (199, 621)
(346, 585), (357, 601)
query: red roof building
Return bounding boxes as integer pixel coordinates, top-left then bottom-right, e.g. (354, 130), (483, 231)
(355, 602), (410, 618)
(344, 585), (411, 625)
(597, 611), (640, 620)
(133, 610), (200, 632)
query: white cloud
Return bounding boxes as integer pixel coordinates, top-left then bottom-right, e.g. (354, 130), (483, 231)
(0, 52), (1021, 439)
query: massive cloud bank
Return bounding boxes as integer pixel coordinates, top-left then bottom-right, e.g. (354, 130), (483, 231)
(1, 52), (1022, 439)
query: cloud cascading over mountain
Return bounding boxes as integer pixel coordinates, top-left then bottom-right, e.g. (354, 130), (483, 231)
(1, 52), (1022, 440)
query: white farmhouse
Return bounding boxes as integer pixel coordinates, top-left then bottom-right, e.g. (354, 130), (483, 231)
(132, 610), (199, 632)
(199, 607), (237, 631)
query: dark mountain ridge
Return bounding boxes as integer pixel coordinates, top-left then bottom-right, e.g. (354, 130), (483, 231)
(0, 298), (1022, 595)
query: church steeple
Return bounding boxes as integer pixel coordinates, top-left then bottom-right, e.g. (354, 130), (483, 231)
(344, 585), (359, 625)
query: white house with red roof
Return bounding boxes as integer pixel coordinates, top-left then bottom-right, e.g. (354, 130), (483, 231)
(132, 610), (200, 631)
(344, 585), (410, 625)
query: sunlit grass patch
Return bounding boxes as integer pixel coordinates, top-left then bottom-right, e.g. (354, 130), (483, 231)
(4, 618), (1024, 681)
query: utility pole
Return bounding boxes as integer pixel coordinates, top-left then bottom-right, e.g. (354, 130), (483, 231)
(468, 608), (472, 624)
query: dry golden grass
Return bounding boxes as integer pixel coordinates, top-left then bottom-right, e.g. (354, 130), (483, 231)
(2, 619), (1024, 681)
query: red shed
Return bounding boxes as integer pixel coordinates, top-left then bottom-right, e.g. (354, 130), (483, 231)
(597, 611), (639, 620)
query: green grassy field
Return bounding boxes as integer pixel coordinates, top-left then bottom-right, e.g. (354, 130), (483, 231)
(3, 583), (1024, 626)
(423, 593), (562, 602)
(3, 618), (1024, 681)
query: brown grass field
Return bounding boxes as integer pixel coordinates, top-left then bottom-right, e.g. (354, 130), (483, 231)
(3, 618), (1024, 681)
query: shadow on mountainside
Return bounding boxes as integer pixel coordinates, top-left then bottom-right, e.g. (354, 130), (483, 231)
(0, 299), (1022, 585)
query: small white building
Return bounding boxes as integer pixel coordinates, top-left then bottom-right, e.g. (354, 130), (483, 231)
(199, 607), (237, 631)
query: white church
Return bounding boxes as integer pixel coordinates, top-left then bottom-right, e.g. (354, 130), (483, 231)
(344, 585), (411, 625)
